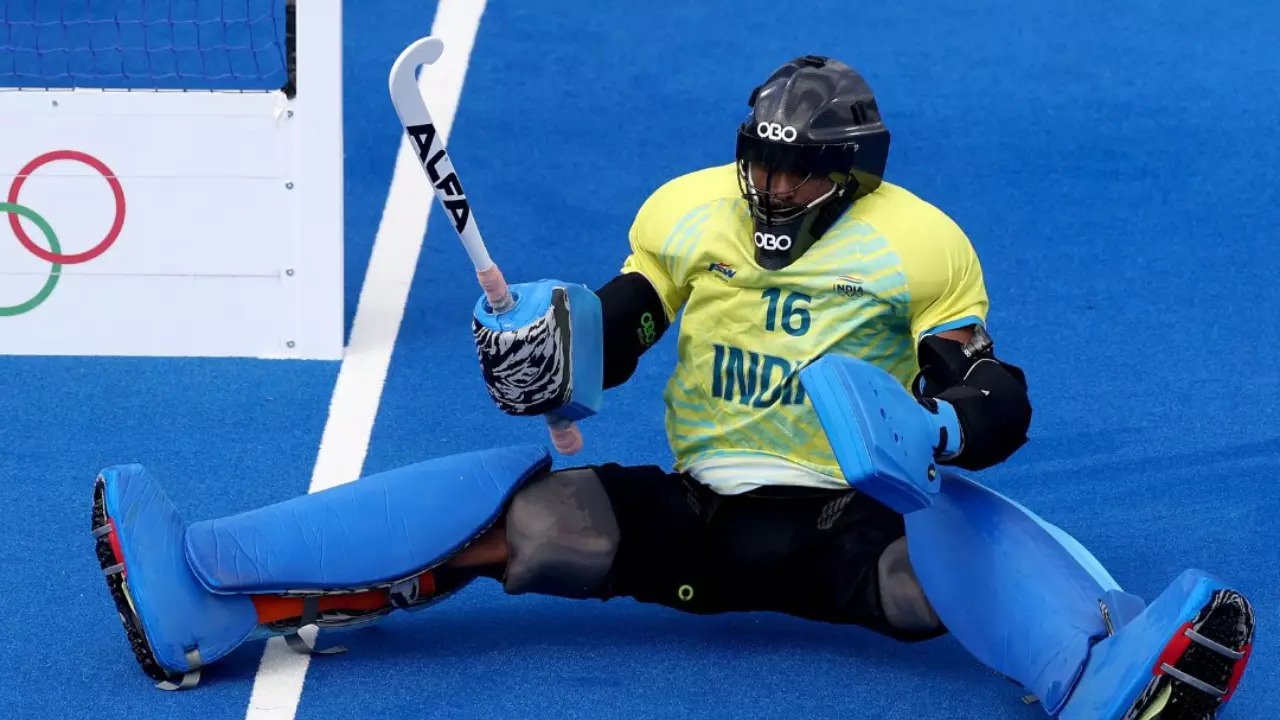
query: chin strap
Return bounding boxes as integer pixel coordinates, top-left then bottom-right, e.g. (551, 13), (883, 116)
(750, 182), (854, 270)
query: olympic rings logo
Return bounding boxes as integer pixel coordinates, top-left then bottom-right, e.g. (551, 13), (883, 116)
(1, 150), (126, 317)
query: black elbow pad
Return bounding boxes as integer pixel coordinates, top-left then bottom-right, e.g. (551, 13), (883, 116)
(915, 330), (1032, 471)
(596, 272), (669, 389)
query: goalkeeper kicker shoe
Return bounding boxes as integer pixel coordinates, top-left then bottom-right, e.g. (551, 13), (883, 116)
(1058, 569), (1254, 720)
(91, 465), (472, 689)
(91, 464), (259, 689)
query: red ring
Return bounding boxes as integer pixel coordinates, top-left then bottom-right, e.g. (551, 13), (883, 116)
(7, 150), (126, 265)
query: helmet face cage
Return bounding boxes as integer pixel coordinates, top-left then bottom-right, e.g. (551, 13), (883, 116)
(734, 128), (857, 227)
(736, 159), (841, 226)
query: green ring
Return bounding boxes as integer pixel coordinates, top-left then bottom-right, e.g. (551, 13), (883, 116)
(677, 584), (695, 602)
(0, 202), (62, 316)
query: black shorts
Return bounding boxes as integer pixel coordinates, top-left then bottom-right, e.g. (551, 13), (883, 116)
(589, 462), (933, 641)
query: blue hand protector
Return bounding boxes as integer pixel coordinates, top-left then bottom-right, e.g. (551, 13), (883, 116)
(472, 279), (603, 423)
(800, 354), (962, 514)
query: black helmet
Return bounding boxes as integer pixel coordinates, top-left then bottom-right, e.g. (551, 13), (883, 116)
(735, 55), (890, 269)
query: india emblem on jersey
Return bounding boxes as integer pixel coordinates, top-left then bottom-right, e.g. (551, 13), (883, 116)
(832, 275), (865, 298)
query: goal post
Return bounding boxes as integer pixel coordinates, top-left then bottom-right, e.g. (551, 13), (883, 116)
(0, 0), (345, 360)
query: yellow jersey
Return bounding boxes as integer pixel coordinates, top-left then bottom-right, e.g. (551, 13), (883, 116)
(620, 163), (989, 494)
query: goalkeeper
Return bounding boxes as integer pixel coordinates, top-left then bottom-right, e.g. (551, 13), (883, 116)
(92, 56), (1253, 719)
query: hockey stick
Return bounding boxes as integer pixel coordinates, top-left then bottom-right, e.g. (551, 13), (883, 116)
(388, 36), (583, 455)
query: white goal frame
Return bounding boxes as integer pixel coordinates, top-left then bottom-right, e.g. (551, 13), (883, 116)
(0, 0), (345, 359)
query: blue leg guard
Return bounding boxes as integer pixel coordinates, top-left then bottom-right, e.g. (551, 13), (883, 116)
(92, 444), (550, 689)
(904, 472), (1131, 713)
(92, 464), (257, 690)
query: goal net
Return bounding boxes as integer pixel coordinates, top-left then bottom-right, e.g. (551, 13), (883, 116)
(1, 0), (294, 92)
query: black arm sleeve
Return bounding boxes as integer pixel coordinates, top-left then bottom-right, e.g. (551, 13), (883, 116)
(913, 328), (1032, 471)
(596, 272), (670, 389)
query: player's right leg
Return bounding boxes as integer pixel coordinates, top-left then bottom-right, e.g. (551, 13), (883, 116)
(91, 444), (560, 689)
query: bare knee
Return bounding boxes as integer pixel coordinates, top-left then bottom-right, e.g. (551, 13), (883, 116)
(447, 522), (510, 572)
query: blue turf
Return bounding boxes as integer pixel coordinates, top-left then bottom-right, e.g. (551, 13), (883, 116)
(0, 357), (335, 719)
(3, 0), (1279, 718)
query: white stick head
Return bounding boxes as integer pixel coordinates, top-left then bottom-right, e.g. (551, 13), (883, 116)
(398, 36), (445, 68)
(388, 37), (446, 121)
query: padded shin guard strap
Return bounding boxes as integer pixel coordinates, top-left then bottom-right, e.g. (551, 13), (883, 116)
(185, 445), (551, 594)
(155, 649), (203, 691)
(282, 598), (349, 656)
(904, 471), (1125, 713)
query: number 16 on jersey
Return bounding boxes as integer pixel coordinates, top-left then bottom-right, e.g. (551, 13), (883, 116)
(762, 288), (812, 336)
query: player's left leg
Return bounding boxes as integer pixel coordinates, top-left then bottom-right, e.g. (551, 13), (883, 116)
(801, 354), (1256, 718)
(700, 485), (947, 643)
(902, 472), (1255, 719)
